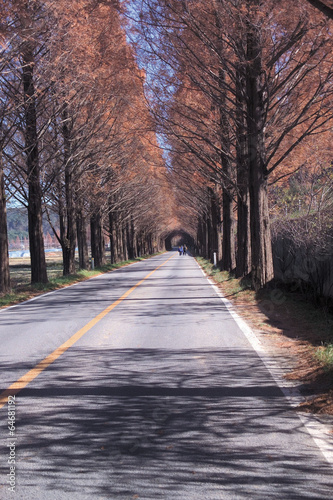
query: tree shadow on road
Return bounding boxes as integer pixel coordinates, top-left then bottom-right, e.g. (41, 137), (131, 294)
(1, 347), (332, 499)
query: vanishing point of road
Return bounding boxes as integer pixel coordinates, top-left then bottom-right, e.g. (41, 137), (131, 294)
(0, 251), (332, 499)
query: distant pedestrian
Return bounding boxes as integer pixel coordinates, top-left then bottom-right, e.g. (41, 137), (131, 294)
(180, 245), (184, 255)
(178, 246), (182, 256)
(183, 245), (187, 255)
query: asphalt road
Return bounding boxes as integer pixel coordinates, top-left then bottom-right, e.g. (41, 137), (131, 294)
(0, 251), (332, 499)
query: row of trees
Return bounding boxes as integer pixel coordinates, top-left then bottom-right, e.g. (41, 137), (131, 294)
(1, 1), (332, 295)
(133, 0), (333, 289)
(0, 0), (172, 294)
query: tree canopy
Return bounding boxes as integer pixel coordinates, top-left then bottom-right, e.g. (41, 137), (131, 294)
(1, 0), (332, 293)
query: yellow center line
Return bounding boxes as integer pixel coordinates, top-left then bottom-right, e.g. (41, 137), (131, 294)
(0, 253), (175, 409)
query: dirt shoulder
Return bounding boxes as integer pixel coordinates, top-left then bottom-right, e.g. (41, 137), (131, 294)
(197, 259), (333, 416)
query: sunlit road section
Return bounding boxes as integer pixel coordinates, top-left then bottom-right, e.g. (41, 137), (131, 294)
(0, 251), (332, 499)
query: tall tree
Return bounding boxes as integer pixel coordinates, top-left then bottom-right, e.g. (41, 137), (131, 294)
(19, 4), (48, 283)
(134, 0), (332, 287)
(245, 0), (274, 288)
(0, 14), (14, 294)
(0, 155), (10, 294)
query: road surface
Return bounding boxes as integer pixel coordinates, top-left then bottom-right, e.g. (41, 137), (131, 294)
(0, 251), (332, 499)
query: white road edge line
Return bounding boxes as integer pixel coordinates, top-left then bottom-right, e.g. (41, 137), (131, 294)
(195, 260), (333, 467)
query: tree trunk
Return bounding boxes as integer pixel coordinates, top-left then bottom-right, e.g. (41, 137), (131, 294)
(77, 209), (89, 269)
(222, 186), (236, 271)
(126, 221), (134, 259)
(90, 211), (105, 268)
(0, 157), (10, 294)
(200, 217), (208, 259)
(109, 210), (117, 264)
(136, 236), (141, 257)
(213, 4), (236, 271)
(117, 220), (124, 261)
(236, 61), (251, 278)
(236, 185), (251, 278)
(122, 223), (128, 260)
(131, 217), (138, 258)
(205, 214), (210, 260)
(22, 43), (48, 284)
(197, 218), (206, 257)
(62, 103), (76, 275)
(148, 233), (153, 254)
(210, 187), (223, 264)
(246, 1), (274, 289)
(306, 0), (333, 19)
(219, 67), (236, 272)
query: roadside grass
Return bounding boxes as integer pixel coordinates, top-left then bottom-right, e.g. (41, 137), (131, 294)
(196, 255), (333, 411)
(315, 344), (333, 370)
(1, 253), (163, 309)
(196, 256), (255, 300)
(196, 256), (333, 345)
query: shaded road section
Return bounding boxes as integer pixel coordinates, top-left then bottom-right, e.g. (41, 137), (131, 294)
(0, 251), (332, 499)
